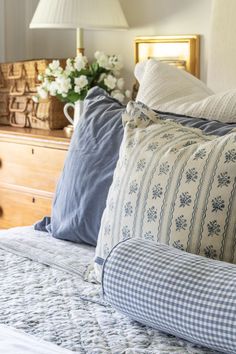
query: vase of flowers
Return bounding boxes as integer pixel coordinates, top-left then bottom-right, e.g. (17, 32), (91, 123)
(35, 51), (130, 127)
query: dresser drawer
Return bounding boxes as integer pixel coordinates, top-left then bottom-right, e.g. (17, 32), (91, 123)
(0, 187), (52, 229)
(0, 141), (67, 192)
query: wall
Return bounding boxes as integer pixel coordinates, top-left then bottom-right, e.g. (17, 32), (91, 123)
(86, 0), (213, 84)
(207, 0), (236, 92)
(0, 0), (213, 87)
(0, 0), (5, 61)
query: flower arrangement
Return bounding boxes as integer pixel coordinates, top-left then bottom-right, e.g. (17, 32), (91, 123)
(36, 52), (131, 103)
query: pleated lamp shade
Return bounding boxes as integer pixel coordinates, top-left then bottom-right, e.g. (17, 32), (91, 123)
(30, 0), (128, 30)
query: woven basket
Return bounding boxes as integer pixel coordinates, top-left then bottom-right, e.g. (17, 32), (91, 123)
(0, 93), (9, 125)
(0, 63), (10, 92)
(7, 59), (54, 80)
(30, 97), (68, 130)
(0, 59), (68, 130)
(8, 95), (67, 130)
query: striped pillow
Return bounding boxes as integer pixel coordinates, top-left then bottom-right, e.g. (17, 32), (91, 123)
(135, 60), (236, 123)
(95, 101), (236, 280)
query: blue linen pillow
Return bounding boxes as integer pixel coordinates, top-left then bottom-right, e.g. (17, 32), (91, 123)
(35, 87), (124, 246)
(103, 238), (236, 354)
(157, 110), (236, 136)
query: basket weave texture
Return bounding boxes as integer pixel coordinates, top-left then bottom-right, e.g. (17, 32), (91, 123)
(0, 59), (68, 130)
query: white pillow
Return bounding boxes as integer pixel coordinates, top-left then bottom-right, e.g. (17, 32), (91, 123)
(135, 59), (236, 123)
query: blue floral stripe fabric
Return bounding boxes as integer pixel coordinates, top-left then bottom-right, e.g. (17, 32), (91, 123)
(95, 101), (236, 280)
(102, 238), (236, 354)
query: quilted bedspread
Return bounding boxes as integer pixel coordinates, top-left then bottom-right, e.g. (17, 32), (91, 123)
(0, 227), (222, 354)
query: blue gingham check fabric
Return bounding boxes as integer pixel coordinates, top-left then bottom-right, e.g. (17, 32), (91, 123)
(102, 238), (236, 354)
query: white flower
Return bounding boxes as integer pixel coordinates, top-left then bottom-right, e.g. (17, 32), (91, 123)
(108, 55), (123, 70)
(49, 81), (58, 96)
(32, 95), (39, 103)
(66, 58), (73, 66)
(116, 55), (123, 70)
(111, 89), (125, 103)
(49, 60), (60, 71)
(53, 67), (63, 77)
(125, 89), (131, 98)
(41, 51), (128, 102)
(65, 58), (75, 74)
(95, 51), (109, 69)
(37, 74), (43, 81)
(37, 86), (48, 99)
(117, 77), (125, 90)
(104, 74), (117, 90)
(45, 68), (51, 76)
(74, 75), (88, 93)
(98, 73), (107, 82)
(48, 60), (63, 77)
(55, 76), (72, 95)
(74, 54), (88, 71)
(41, 78), (50, 90)
(74, 76), (87, 88)
(64, 69), (72, 76)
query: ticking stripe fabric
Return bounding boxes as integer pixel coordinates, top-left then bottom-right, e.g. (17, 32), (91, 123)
(95, 101), (236, 280)
(135, 59), (236, 123)
(102, 238), (236, 354)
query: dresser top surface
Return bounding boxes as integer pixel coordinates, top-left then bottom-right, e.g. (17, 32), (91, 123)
(0, 126), (70, 141)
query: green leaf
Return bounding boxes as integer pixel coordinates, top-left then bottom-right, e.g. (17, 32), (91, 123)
(67, 91), (81, 103)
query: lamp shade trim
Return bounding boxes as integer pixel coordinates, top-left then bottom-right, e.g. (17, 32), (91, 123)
(30, 0), (129, 30)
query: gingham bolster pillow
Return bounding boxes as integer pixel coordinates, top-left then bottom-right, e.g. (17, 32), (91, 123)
(102, 238), (236, 354)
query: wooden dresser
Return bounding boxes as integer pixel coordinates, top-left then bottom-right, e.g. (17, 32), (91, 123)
(0, 126), (70, 229)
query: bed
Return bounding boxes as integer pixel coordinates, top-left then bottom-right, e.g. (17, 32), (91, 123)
(0, 226), (220, 353)
(1, 1), (236, 353)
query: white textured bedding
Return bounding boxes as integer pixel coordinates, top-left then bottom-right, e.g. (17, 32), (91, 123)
(0, 226), (222, 353)
(0, 324), (73, 354)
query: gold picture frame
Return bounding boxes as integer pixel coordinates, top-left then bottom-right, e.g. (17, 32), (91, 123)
(135, 35), (200, 78)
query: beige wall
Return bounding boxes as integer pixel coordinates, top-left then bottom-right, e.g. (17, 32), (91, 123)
(207, 0), (236, 92)
(0, 0), (5, 61)
(0, 0), (212, 87)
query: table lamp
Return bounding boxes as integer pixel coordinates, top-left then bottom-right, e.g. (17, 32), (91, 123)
(30, 0), (128, 55)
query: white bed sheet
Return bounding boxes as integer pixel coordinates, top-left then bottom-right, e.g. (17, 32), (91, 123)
(0, 324), (73, 354)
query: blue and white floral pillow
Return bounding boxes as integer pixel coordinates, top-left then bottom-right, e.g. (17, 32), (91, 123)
(95, 101), (236, 280)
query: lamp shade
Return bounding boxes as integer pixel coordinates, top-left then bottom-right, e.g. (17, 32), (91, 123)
(30, 0), (128, 30)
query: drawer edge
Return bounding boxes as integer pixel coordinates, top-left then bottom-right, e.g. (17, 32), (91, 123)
(0, 136), (69, 150)
(0, 183), (54, 199)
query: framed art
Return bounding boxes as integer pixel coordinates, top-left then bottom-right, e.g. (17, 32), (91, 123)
(135, 35), (200, 78)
